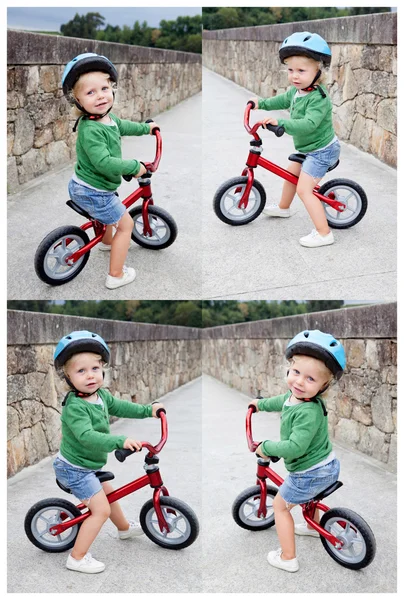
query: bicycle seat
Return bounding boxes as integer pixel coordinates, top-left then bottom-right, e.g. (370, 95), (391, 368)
(66, 199), (93, 220)
(312, 480), (343, 502)
(288, 153), (340, 172)
(56, 470), (115, 494)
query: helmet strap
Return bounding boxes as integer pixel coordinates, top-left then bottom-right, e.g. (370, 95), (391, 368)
(301, 69), (326, 97)
(62, 371), (104, 403)
(72, 91), (115, 132)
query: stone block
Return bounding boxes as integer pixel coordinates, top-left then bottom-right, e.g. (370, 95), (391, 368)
(342, 63), (358, 101)
(387, 434), (397, 472)
(43, 406), (62, 452)
(13, 109), (35, 155)
(39, 65), (60, 93)
(377, 98), (396, 135)
(355, 93), (378, 120)
(7, 157), (19, 194)
(351, 402), (372, 426)
(7, 436), (26, 477)
(34, 125), (53, 148)
(45, 140), (70, 168)
(23, 423), (49, 465)
(349, 113), (372, 152)
(17, 146), (47, 184)
(336, 395), (352, 419)
(7, 406), (20, 440)
(26, 66), (40, 95)
(365, 339), (379, 370)
(7, 345), (37, 375)
(357, 425), (389, 462)
(334, 417), (360, 446)
(7, 123), (14, 155)
(18, 399), (43, 429)
(345, 339), (365, 368)
(371, 384), (394, 433)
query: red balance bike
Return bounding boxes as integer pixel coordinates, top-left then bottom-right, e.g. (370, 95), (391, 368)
(24, 410), (199, 552)
(232, 403), (376, 570)
(34, 121), (178, 285)
(214, 102), (368, 228)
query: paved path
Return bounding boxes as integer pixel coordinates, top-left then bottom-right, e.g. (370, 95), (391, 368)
(7, 379), (202, 593)
(201, 375), (396, 593)
(202, 69), (397, 300)
(8, 93), (202, 300)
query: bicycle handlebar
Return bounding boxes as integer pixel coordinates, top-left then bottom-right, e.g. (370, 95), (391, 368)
(114, 409), (168, 463)
(122, 118), (162, 181)
(244, 103), (285, 140)
(246, 404), (280, 463)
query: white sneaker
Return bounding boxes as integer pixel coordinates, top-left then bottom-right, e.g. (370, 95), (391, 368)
(105, 266), (136, 289)
(295, 522), (320, 537)
(98, 242), (112, 251)
(66, 552), (105, 574)
(299, 229), (334, 247)
(267, 548), (299, 572)
(262, 203), (291, 217)
(118, 519), (144, 539)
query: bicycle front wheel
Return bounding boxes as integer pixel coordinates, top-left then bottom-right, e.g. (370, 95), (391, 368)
(129, 205), (178, 249)
(213, 177), (266, 225)
(139, 496), (199, 550)
(232, 485), (278, 531)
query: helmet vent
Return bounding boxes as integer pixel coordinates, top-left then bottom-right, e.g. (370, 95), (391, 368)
(330, 341), (337, 346)
(303, 331), (309, 338)
(66, 336), (72, 339)
(303, 35), (312, 41)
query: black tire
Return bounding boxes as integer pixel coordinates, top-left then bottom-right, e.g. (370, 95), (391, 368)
(139, 496), (199, 550)
(24, 498), (82, 553)
(34, 226), (90, 285)
(129, 205), (178, 249)
(232, 485), (278, 531)
(318, 178), (368, 229)
(320, 507), (376, 570)
(213, 176), (266, 225)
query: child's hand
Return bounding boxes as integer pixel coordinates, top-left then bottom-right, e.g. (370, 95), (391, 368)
(255, 443), (267, 458)
(262, 117), (279, 126)
(135, 163), (147, 178)
(152, 402), (165, 418)
(123, 438), (142, 452)
(148, 121), (158, 134)
(248, 97), (259, 109)
(249, 399), (260, 412)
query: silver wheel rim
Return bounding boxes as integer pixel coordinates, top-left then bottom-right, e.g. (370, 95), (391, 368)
(323, 517), (367, 564)
(43, 234), (86, 280)
(220, 184), (261, 221)
(132, 214), (171, 246)
(145, 505), (191, 546)
(239, 493), (275, 527)
(31, 506), (79, 549)
(321, 185), (362, 224)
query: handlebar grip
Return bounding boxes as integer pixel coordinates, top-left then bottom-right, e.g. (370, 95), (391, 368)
(115, 447), (141, 463)
(122, 174), (132, 182)
(248, 403), (257, 413)
(246, 100), (256, 109)
(264, 123), (285, 137)
(156, 407), (166, 418)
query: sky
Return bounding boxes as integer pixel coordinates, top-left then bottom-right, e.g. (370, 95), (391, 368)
(7, 6), (202, 31)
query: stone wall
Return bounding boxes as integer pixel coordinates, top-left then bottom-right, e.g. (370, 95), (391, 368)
(7, 31), (202, 192)
(203, 13), (397, 166)
(202, 303), (397, 471)
(7, 310), (201, 477)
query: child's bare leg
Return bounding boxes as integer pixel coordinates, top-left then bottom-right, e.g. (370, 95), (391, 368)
(296, 172), (330, 235)
(70, 490), (111, 560)
(102, 481), (129, 531)
(109, 212), (133, 277)
(307, 508), (320, 529)
(273, 493), (296, 560)
(101, 225), (114, 246)
(279, 161), (302, 209)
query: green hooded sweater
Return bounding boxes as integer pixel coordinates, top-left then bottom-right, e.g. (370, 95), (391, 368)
(59, 388), (153, 470)
(257, 391), (332, 472)
(74, 113), (151, 191)
(258, 86), (335, 153)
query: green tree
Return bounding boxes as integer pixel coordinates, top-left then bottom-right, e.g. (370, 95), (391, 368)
(61, 12), (105, 39)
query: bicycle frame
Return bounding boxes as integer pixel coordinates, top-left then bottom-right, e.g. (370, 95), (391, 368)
(237, 105), (346, 213)
(48, 411), (174, 537)
(246, 406), (345, 551)
(65, 128), (162, 266)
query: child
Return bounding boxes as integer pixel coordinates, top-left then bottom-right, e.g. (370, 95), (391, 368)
(52, 330), (165, 574)
(62, 53), (158, 288)
(249, 32), (340, 248)
(249, 329), (345, 572)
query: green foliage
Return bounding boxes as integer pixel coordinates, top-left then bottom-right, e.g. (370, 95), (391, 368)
(60, 12), (201, 53)
(202, 6), (390, 30)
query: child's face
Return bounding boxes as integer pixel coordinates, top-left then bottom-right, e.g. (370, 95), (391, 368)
(74, 71), (114, 115)
(65, 352), (104, 396)
(284, 56), (320, 90)
(287, 355), (331, 399)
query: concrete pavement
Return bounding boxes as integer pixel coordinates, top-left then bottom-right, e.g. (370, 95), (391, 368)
(7, 378), (202, 594)
(202, 68), (397, 300)
(8, 92), (202, 300)
(201, 375), (396, 593)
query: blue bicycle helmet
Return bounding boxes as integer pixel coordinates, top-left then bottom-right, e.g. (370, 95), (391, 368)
(285, 330), (346, 380)
(54, 330), (110, 370)
(279, 32), (331, 67)
(62, 53), (118, 100)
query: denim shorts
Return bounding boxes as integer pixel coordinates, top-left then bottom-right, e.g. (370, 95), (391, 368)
(279, 458), (340, 505)
(68, 178), (126, 225)
(301, 140), (341, 180)
(53, 456), (102, 501)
